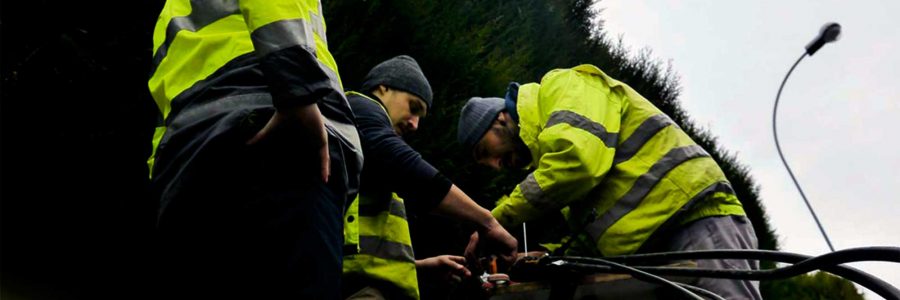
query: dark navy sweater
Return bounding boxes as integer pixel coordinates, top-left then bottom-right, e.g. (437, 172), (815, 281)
(347, 92), (452, 214)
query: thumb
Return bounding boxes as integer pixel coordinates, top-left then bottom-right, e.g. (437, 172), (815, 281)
(247, 114), (278, 145)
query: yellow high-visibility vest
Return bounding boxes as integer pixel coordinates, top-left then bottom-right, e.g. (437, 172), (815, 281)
(342, 92), (419, 300)
(344, 193), (420, 300)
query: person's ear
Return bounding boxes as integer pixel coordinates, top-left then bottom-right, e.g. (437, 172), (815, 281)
(372, 85), (388, 98)
(496, 112), (508, 127)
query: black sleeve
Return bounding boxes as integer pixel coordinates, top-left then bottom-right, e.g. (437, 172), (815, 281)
(350, 96), (452, 214)
(259, 46), (335, 110)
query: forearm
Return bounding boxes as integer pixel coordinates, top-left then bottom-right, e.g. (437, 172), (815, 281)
(433, 185), (499, 232)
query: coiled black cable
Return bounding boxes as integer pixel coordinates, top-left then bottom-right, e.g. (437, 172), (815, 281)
(547, 247), (900, 299)
(552, 260), (705, 300)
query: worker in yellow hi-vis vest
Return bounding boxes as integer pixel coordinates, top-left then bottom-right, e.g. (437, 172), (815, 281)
(148, 1), (362, 298)
(342, 56), (518, 300)
(458, 65), (762, 299)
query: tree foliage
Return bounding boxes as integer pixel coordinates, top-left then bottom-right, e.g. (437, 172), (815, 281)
(324, 0), (860, 298)
(764, 272), (866, 300)
(325, 0), (776, 258)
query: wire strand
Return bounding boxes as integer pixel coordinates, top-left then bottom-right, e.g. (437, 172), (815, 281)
(553, 259), (705, 300)
(677, 283), (727, 300)
(773, 52), (835, 252)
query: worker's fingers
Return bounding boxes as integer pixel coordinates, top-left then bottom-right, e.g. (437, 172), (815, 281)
(245, 105), (330, 183)
(498, 254), (516, 271)
(445, 255), (466, 265)
(246, 114), (279, 145)
(464, 231), (479, 261)
(483, 224), (518, 270)
(439, 256), (471, 278)
(319, 140), (330, 183)
(445, 256), (471, 277)
(291, 103), (330, 183)
(453, 263), (472, 278)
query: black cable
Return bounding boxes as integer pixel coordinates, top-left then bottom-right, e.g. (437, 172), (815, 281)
(676, 283), (727, 300)
(553, 260), (705, 300)
(551, 261), (727, 299)
(566, 251), (892, 280)
(600, 247), (900, 265)
(773, 52), (836, 252)
(552, 247), (900, 299)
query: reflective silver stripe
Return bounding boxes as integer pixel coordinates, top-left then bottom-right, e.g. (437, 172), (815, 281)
(546, 110), (618, 148)
(358, 235), (415, 262)
(318, 57), (358, 177)
(682, 182), (734, 212)
(520, 173), (555, 210)
(635, 181), (734, 253)
(167, 92), (268, 131)
(308, 9), (327, 43)
(250, 18), (316, 56)
(389, 198), (406, 219)
(613, 114), (675, 165)
(152, 0), (240, 69)
(586, 145), (710, 241)
(318, 59), (345, 95)
(323, 116), (360, 152)
(358, 197), (407, 220)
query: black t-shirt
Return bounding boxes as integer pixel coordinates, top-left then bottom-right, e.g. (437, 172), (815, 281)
(347, 92), (452, 214)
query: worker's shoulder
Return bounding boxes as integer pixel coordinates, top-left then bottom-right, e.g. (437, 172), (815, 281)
(347, 92), (390, 124)
(347, 92), (382, 110)
(545, 64), (603, 76)
(541, 64), (605, 83)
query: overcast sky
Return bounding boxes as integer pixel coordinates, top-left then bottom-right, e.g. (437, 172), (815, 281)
(597, 0), (900, 297)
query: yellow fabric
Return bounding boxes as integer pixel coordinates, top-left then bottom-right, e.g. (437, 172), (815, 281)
(147, 0), (340, 175)
(343, 193), (419, 300)
(150, 15), (253, 119)
(146, 126), (167, 178)
(239, 0), (317, 32)
(493, 64), (746, 256)
(344, 256), (418, 300)
(344, 194), (360, 252)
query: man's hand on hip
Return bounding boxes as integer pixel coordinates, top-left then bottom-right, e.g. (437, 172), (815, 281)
(247, 103), (330, 182)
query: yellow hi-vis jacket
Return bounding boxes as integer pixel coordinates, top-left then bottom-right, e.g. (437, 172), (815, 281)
(342, 92), (419, 300)
(492, 64), (746, 256)
(147, 0), (347, 172)
(343, 193), (419, 300)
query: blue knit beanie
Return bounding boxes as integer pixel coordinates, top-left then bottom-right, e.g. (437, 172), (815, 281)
(457, 97), (505, 154)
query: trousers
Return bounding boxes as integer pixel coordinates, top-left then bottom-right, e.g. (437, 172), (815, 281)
(152, 93), (353, 299)
(658, 215), (762, 300)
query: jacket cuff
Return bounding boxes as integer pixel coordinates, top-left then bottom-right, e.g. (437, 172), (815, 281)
(260, 46), (333, 110)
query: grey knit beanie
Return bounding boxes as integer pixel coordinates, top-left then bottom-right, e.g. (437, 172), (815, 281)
(457, 97), (505, 154)
(360, 55), (433, 109)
